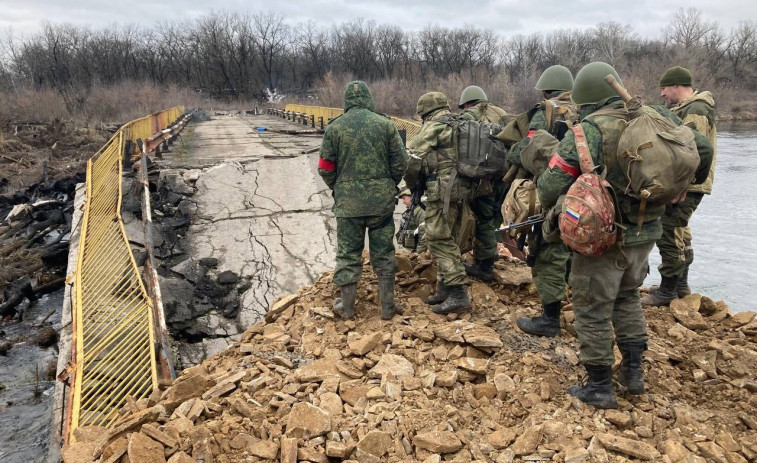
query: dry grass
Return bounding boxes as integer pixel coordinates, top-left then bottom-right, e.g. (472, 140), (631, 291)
(300, 69), (756, 120)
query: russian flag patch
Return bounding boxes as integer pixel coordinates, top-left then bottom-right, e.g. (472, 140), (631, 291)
(565, 208), (580, 224)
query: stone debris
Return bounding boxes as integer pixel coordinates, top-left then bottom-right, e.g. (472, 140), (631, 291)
(62, 254), (757, 463)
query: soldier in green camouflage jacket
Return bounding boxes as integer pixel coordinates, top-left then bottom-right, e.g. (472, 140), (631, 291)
(537, 62), (713, 409)
(404, 92), (472, 315)
(510, 65), (575, 338)
(642, 66), (717, 306)
(458, 86), (510, 282)
(318, 81), (408, 320)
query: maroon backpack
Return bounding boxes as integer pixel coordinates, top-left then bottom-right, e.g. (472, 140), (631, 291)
(559, 125), (617, 256)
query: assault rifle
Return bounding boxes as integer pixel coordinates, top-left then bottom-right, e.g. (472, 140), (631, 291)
(397, 174), (427, 244)
(495, 214), (546, 263)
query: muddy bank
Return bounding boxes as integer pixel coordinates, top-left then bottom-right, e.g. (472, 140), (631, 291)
(61, 252), (756, 463)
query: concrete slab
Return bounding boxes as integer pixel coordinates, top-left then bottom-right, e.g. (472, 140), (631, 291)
(156, 114), (336, 363)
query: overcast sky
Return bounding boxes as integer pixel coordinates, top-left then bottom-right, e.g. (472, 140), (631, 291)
(0, 0), (753, 40)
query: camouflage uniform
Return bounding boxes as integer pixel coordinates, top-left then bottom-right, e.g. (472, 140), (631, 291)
(460, 101), (510, 268)
(397, 205), (427, 253)
(318, 81), (407, 288)
(405, 104), (471, 288)
(538, 98), (713, 367)
(507, 90), (572, 308)
(656, 91), (716, 285)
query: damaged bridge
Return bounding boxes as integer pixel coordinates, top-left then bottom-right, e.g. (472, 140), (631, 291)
(152, 113), (337, 366)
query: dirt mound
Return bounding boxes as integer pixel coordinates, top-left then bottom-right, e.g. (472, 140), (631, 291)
(63, 253), (757, 463)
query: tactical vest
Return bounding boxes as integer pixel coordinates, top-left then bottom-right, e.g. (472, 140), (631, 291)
(583, 104), (666, 227)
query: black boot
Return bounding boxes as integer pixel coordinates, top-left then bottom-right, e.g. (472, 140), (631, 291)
(516, 301), (561, 337)
(640, 276), (678, 306)
(618, 342), (646, 395)
(432, 285), (471, 314)
(568, 364), (618, 409)
(676, 264), (691, 298)
(463, 258), (495, 282)
(425, 284), (450, 305)
(333, 283), (357, 319)
(378, 277), (403, 320)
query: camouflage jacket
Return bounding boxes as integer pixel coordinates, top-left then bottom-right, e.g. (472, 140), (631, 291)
(404, 109), (472, 205)
(538, 98), (713, 246)
(460, 102), (510, 125)
(318, 82), (408, 217)
(673, 91), (717, 194)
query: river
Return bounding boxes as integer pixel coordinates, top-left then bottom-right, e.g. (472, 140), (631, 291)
(644, 121), (757, 313)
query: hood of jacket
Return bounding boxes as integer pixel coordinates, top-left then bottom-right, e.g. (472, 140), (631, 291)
(679, 90), (715, 109)
(344, 81), (375, 112)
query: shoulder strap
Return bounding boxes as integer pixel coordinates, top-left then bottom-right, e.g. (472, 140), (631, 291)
(544, 99), (554, 128)
(571, 125), (595, 174)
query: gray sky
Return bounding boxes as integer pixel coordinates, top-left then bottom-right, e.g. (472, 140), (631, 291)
(0, 0), (753, 39)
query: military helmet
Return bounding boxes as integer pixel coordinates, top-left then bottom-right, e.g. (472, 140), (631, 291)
(416, 92), (450, 118)
(535, 65), (574, 91)
(398, 188), (411, 198)
(571, 62), (624, 105)
(458, 85), (488, 108)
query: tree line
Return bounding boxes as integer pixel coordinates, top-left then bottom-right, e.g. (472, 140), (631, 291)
(0, 8), (755, 114)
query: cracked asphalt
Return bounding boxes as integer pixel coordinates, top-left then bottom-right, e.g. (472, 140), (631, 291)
(163, 113), (336, 359)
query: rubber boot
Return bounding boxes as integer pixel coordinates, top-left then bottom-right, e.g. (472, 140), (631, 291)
(617, 342), (646, 395)
(568, 364), (618, 409)
(432, 285), (472, 314)
(332, 283), (357, 320)
(425, 284), (450, 305)
(676, 264), (691, 298)
(640, 276), (678, 306)
(463, 258), (495, 282)
(378, 277), (403, 320)
(516, 301), (561, 337)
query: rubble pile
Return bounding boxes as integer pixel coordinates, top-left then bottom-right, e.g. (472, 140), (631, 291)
(63, 253), (757, 463)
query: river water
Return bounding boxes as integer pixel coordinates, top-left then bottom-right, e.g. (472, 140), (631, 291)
(644, 121), (757, 312)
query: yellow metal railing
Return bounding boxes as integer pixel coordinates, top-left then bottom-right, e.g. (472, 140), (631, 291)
(284, 104), (421, 142)
(68, 106), (184, 440)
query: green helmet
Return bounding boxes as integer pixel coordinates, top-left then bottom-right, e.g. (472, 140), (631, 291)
(535, 65), (574, 91)
(571, 62), (623, 105)
(416, 92), (450, 118)
(397, 188), (411, 198)
(458, 85), (488, 108)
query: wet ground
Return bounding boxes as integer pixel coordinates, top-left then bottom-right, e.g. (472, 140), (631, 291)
(0, 289), (63, 463)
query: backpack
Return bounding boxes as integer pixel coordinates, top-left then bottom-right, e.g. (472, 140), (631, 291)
(559, 125), (617, 256)
(615, 102), (700, 223)
(520, 129), (559, 178)
(543, 94), (579, 140)
(438, 116), (509, 180)
(501, 178), (541, 238)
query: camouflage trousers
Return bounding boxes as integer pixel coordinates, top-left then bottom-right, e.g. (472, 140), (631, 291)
(569, 241), (655, 366)
(532, 241), (571, 306)
(334, 213), (397, 287)
(469, 180), (507, 262)
(425, 199), (466, 286)
(657, 193), (703, 278)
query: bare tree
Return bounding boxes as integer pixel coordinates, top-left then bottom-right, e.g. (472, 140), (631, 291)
(665, 7), (718, 49)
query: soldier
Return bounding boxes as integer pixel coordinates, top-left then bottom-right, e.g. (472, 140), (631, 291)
(458, 86), (511, 281)
(641, 66), (717, 305)
(536, 62), (712, 408)
(318, 81), (408, 320)
(396, 189), (427, 253)
(512, 65), (576, 337)
(404, 92), (472, 314)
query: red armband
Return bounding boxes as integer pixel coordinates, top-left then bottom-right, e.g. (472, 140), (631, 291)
(548, 153), (580, 178)
(527, 129), (536, 139)
(318, 157), (336, 171)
